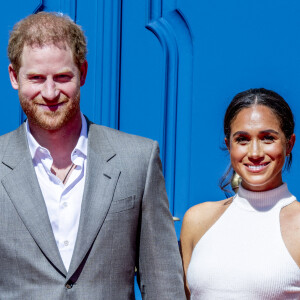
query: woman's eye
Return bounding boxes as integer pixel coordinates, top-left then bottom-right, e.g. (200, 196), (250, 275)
(236, 136), (249, 144)
(263, 135), (275, 142)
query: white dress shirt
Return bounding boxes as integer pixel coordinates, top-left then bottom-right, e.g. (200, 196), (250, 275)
(26, 113), (88, 271)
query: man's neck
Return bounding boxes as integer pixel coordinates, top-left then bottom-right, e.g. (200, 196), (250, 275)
(28, 114), (82, 169)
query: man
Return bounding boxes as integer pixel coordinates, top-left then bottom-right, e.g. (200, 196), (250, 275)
(0, 12), (185, 299)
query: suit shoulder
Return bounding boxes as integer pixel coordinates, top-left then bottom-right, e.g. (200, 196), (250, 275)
(0, 128), (17, 141)
(0, 128), (20, 155)
(90, 124), (156, 149)
(88, 124), (161, 172)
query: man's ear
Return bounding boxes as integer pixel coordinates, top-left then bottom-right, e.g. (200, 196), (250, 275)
(287, 133), (296, 156)
(8, 64), (19, 90)
(225, 137), (230, 150)
(79, 60), (88, 86)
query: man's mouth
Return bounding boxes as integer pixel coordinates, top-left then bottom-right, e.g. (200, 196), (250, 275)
(37, 102), (65, 110)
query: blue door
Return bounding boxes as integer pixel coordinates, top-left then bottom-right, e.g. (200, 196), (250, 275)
(1, 1), (300, 298)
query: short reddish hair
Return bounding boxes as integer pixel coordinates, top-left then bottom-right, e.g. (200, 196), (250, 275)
(8, 12), (87, 74)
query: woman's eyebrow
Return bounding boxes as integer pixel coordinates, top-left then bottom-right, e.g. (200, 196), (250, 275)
(259, 129), (279, 135)
(232, 129), (279, 137)
(232, 131), (248, 137)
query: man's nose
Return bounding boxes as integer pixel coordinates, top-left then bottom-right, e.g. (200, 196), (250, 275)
(41, 78), (59, 100)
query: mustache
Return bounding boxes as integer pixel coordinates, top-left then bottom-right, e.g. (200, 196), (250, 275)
(32, 94), (69, 105)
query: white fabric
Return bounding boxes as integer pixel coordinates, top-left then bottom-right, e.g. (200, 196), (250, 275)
(187, 183), (300, 299)
(26, 113), (88, 271)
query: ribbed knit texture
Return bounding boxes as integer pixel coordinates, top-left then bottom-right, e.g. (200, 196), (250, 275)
(187, 183), (300, 299)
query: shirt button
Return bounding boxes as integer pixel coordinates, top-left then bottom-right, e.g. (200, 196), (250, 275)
(64, 240), (69, 246)
(63, 202), (68, 208)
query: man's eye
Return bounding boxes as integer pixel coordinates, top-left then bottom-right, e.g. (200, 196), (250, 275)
(55, 74), (72, 82)
(30, 75), (43, 80)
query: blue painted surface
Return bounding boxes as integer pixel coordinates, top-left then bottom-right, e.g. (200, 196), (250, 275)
(2, 1), (300, 299)
(0, 0), (42, 135)
(179, 0), (300, 214)
(77, 0), (122, 129)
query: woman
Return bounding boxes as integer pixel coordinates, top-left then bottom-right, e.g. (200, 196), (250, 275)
(180, 88), (300, 299)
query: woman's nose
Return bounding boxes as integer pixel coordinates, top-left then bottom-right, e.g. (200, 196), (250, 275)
(248, 139), (263, 159)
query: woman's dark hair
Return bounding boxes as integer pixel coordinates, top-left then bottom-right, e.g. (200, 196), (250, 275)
(220, 88), (295, 195)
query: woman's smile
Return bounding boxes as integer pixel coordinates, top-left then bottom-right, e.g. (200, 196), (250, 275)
(226, 105), (295, 192)
(244, 162), (270, 172)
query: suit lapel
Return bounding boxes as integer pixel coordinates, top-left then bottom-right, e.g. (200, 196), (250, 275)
(67, 123), (120, 278)
(1, 124), (67, 276)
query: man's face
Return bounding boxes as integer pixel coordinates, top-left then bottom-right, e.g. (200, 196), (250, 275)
(9, 44), (87, 132)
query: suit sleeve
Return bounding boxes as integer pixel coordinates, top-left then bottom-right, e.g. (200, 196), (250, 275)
(137, 141), (186, 299)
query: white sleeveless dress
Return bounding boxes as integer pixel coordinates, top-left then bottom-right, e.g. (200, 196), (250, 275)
(187, 183), (300, 299)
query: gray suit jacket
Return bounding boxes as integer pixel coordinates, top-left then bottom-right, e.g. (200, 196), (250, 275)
(0, 121), (185, 299)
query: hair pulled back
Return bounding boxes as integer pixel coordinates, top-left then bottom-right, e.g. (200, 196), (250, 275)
(220, 88), (295, 194)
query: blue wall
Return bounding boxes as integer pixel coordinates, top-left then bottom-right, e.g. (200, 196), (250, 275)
(1, 1), (300, 298)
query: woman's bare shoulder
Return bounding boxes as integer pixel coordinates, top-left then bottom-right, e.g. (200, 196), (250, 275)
(182, 198), (233, 247)
(183, 198), (233, 224)
(280, 199), (300, 267)
(281, 199), (300, 222)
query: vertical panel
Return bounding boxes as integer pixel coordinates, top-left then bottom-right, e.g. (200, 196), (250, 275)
(59, 0), (76, 19)
(0, 0), (43, 134)
(77, 0), (122, 129)
(120, 0), (193, 233)
(146, 8), (193, 235)
(119, 0), (165, 145)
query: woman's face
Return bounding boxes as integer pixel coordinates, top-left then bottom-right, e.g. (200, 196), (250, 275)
(226, 105), (295, 192)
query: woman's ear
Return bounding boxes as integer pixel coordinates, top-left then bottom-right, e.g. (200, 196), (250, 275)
(287, 133), (296, 156)
(225, 137), (230, 151)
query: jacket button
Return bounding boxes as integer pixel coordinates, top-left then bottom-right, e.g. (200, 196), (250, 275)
(65, 283), (73, 289)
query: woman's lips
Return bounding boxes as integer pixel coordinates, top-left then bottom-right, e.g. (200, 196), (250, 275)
(244, 162), (270, 172)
